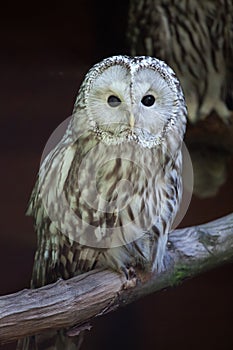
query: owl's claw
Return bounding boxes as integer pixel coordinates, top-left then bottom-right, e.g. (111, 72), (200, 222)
(122, 266), (137, 289)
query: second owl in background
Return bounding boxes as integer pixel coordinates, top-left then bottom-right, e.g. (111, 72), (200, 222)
(128, 0), (233, 123)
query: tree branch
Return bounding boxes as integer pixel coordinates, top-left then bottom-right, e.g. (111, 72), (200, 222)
(1, 213), (233, 344)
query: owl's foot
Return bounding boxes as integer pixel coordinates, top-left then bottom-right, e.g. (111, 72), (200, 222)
(122, 266), (137, 289)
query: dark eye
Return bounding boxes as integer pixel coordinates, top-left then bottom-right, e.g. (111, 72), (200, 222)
(107, 95), (121, 107)
(141, 95), (155, 107)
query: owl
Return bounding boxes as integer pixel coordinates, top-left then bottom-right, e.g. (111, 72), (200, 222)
(18, 55), (187, 349)
(128, 0), (233, 123)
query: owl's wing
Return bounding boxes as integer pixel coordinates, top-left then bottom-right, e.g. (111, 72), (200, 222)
(19, 140), (93, 349)
(27, 126), (101, 288)
(27, 177), (67, 288)
(28, 184), (100, 289)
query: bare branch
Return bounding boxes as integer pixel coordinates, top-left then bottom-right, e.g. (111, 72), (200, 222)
(1, 213), (233, 344)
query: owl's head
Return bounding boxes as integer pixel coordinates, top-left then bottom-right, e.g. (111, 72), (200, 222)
(74, 56), (187, 148)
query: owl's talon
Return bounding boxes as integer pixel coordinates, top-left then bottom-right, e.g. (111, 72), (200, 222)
(122, 267), (137, 289)
(122, 277), (137, 290)
(128, 266), (137, 279)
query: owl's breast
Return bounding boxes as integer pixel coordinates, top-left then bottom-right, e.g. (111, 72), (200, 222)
(63, 141), (166, 247)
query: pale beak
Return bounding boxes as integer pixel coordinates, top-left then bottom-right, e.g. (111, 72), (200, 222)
(129, 113), (135, 128)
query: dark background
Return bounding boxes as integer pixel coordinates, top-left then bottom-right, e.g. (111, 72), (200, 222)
(1, 1), (233, 349)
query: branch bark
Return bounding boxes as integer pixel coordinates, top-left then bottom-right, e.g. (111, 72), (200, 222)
(1, 213), (233, 344)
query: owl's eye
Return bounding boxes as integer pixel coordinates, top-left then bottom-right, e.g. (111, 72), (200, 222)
(141, 95), (155, 107)
(107, 95), (121, 107)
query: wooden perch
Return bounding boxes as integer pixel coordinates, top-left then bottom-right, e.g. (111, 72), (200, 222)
(1, 213), (233, 344)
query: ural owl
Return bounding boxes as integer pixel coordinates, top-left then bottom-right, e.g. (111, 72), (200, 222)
(128, 0), (233, 123)
(18, 55), (187, 349)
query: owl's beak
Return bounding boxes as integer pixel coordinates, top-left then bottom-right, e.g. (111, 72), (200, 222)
(129, 113), (135, 128)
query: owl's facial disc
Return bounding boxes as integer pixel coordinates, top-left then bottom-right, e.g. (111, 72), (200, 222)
(85, 61), (178, 145)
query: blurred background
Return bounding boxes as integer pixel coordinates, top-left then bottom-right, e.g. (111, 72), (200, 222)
(0, 1), (233, 349)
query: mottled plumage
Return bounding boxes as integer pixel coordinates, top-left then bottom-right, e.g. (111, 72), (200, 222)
(18, 55), (187, 349)
(128, 0), (233, 123)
